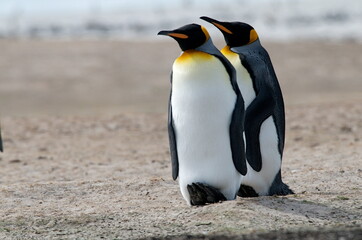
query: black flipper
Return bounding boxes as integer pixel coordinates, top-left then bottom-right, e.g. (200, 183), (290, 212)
(216, 53), (247, 175)
(244, 87), (275, 172)
(229, 95), (247, 175)
(238, 185), (258, 197)
(268, 170), (294, 195)
(187, 182), (227, 206)
(210, 51), (246, 176)
(256, 46), (286, 156)
(168, 72), (179, 180)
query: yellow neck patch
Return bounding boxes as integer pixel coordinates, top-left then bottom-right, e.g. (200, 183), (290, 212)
(201, 26), (210, 41)
(213, 22), (232, 34)
(248, 29), (258, 44)
(221, 45), (238, 60)
(221, 45), (233, 55)
(175, 50), (212, 64)
(168, 33), (189, 39)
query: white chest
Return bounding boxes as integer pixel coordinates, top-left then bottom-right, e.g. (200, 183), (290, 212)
(222, 47), (256, 108)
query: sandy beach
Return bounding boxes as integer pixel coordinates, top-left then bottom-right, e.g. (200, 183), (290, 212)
(0, 40), (361, 239)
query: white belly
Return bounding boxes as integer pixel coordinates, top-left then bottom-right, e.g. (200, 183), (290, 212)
(241, 116), (281, 195)
(171, 51), (242, 204)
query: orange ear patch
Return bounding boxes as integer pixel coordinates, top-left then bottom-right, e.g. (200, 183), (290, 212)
(249, 29), (258, 43)
(168, 33), (189, 39)
(213, 22), (233, 34)
(201, 26), (210, 40)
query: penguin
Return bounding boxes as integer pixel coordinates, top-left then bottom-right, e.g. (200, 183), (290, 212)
(201, 16), (293, 197)
(158, 24), (247, 205)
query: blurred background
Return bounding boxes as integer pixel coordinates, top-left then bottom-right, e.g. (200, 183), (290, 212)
(0, 0), (361, 116)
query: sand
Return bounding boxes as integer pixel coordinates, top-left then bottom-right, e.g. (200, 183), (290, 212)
(0, 40), (361, 239)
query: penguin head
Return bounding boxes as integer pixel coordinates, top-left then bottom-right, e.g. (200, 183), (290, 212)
(158, 24), (210, 51)
(200, 16), (258, 47)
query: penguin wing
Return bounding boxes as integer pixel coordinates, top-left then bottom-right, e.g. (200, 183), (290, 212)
(260, 47), (286, 155)
(229, 94), (247, 176)
(210, 51), (247, 176)
(244, 85), (275, 172)
(168, 72), (179, 180)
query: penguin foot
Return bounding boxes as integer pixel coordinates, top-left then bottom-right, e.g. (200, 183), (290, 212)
(187, 182), (226, 206)
(237, 184), (259, 198)
(269, 182), (294, 196)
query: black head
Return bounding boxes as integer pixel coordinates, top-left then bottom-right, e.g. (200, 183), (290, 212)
(158, 24), (210, 51)
(200, 16), (258, 47)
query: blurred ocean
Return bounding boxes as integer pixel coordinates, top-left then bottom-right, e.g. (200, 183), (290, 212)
(0, 0), (361, 41)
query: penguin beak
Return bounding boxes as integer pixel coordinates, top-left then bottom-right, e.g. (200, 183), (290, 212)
(157, 30), (189, 39)
(200, 16), (219, 24)
(200, 16), (233, 34)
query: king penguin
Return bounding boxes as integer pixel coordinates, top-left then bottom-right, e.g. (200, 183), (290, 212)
(158, 24), (247, 205)
(201, 16), (293, 197)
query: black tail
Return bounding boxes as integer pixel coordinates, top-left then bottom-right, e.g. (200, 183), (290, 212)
(238, 184), (259, 197)
(187, 182), (226, 206)
(268, 170), (294, 195)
